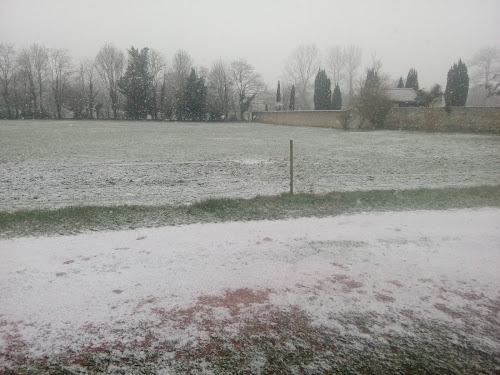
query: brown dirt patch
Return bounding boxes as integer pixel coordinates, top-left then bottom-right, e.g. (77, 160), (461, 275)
(151, 288), (273, 331)
(136, 236), (147, 240)
(386, 280), (403, 288)
(63, 260), (74, 265)
(198, 288), (271, 311)
(112, 289), (123, 294)
(136, 297), (156, 309)
(331, 274), (363, 292)
(400, 309), (415, 319)
(375, 293), (395, 303)
(457, 291), (484, 301)
(434, 303), (463, 319)
(331, 262), (348, 270)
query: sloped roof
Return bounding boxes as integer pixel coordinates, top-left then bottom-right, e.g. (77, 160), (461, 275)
(386, 88), (417, 102)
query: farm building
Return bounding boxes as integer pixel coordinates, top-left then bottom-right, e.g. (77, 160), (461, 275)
(386, 88), (418, 107)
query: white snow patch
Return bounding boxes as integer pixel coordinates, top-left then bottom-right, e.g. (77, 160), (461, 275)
(0, 208), (499, 364)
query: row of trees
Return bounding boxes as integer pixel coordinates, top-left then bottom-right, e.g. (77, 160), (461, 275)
(0, 43), (267, 120)
(280, 44), (362, 110)
(0, 42), (498, 120)
(396, 47), (500, 108)
(312, 70), (342, 110)
(281, 44), (498, 112)
(273, 81), (296, 111)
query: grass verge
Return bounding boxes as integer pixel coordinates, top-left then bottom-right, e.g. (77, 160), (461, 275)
(4, 310), (499, 374)
(1, 185), (499, 239)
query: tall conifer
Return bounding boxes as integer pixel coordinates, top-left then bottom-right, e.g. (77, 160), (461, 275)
(119, 46), (154, 119)
(405, 69), (419, 90)
(289, 85), (295, 110)
(331, 84), (342, 110)
(313, 69), (332, 110)
(183, 68), (207, 121)
(445, 59), (469, 108)
(364, 69), (379, 89)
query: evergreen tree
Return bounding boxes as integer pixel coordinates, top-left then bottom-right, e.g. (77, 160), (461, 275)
(183, 68), (207, 121)
(359, 68), (392, 128)
(276, 81), (281, 103)
(364, 68), (379, 89)
(416, 84), (443, 107)
(289, 85), (295, 110)
(331, 84), (342, 110)
(397, 77), (404, 88)
(444, 59), (469, 108)
(119, 47), (154, 120)
(405, 69), (419, 90)
(313, 69), (332, 110)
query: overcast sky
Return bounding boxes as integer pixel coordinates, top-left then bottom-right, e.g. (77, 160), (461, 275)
(1, 0), (499, 89)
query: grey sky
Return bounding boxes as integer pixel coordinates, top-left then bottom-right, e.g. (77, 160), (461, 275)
(1, 0), (499, 89)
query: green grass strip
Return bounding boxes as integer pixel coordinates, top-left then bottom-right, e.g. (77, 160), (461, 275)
(1, 185), (499, 239)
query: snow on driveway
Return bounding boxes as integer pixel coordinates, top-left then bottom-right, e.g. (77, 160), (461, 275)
(1, 208), (499, 368)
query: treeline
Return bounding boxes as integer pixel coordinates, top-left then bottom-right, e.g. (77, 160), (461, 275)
(0, 43), (269, 121)
(0, 43), (498, 120)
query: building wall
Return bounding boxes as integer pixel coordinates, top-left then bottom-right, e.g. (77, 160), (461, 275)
(384, 107), (500, 133)
(253, 107), (500, 133)
(252, 110), (360, 129)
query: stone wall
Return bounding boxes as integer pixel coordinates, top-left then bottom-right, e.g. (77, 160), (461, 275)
(252, 110), (358, 129)
(253, 107), (500, 133)
(384, 107), (500, 133)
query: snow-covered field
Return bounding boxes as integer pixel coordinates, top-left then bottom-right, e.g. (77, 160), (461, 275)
(1, 120), (499, 211)
(1, 209), (499, 373)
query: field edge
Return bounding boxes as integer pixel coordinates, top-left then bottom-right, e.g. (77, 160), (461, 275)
(1, 185), (499, 239)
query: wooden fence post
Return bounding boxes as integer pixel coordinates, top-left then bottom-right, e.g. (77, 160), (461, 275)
(290, 140), (294, 195)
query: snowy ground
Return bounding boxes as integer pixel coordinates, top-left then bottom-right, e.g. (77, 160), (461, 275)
(1, 208), (499, 373)
(1, 121), (499, 211)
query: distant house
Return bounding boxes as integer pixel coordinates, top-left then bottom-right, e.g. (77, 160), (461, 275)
(385, 88), (418, 107)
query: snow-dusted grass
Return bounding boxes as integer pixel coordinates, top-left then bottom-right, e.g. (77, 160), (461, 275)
(1, 209), (499, 374)
(1, 185), (500, 239)
(1, 120), (499, 211)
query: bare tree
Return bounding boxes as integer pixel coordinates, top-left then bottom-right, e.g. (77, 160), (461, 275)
(469, 46), (500, 105)
(470, 46), (499, 86)
(17, 49), (38, 117)
(95, 43), (124, 119)
(10, 68), (25, 118)
(326, 45), (345, 87)
(158, 69), (175, 120)
(343, 45), (362, 106)
(208, 59), (233, 120)
(231, 59), (265, 120)
(172, 50), (192, 81)
(149, 49), (165, 120)
(30, 44), (49, 115)
(78, 58), (99, 118)
(0, 43), (17, 118)
(356, 57), (392, 129)
(66, 69), (87, 119)
(17, 44), (50, 117)
(484, 73), (500, 98)
(279, 80), (291, 111)
(283, 44), (321, 110)
(171, 50), (192, 120)
(48, 48), (73, 119)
